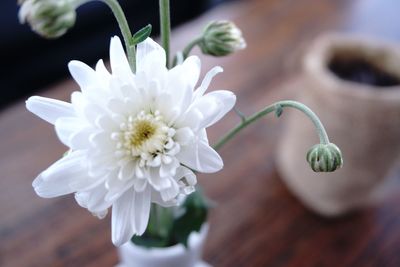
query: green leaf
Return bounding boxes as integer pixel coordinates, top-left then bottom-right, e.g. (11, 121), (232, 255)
(171, 189), (210, 247)
(131, 24), (152, 45)
(130, 188), (211, 249)
(131, 234), (171, 248)
(147, 204), (174, 239)
(131, 205), (174, 248)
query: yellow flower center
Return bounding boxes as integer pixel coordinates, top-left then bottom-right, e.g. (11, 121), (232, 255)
(130, 119), (157, 148)
(114, 110), (170, 159)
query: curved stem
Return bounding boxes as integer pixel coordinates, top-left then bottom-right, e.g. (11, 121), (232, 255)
(213, 100), (330, 151)
(100, 0), (136, 72)
(182, 37), (203, 59)
(73, 0), (136, 72)
(159, 0), (171, 68)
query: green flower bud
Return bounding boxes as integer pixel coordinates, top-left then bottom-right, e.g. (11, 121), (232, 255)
(199, 20), (246, 57)
(18, 0), (76, 38)
(306, 143), (343, 172)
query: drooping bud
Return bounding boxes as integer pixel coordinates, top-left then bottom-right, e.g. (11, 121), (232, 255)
(306, 143), (343, 172)
(199, 20), (246, 57)
(18, 0), (76, 38)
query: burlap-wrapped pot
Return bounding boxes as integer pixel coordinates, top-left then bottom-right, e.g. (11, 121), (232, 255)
(277, 33), (400, 216)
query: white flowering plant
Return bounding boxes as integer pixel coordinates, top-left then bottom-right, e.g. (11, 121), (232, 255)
(19, 0), (343, 248)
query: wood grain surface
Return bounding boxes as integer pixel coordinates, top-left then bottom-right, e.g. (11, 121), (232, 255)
(2, 0), (400, 266)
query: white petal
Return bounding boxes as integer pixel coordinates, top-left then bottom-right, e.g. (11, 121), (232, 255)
(175, 166), (197, 195)
(110, 36), (132, 76)
(83, 103), (107, 124)
(105, 172), (135, 202)
(174, 127), (195, 146)
(168, 56), (200, 92)
(189, 98), (219, 131)
(160, 178), (180, 202)
(136, 38), (166, 69)
(69, 127), (94, 150)
(202, 90), (236, 127)
(75, 183), (112, 214)
(92, 210), (108, 219)
(199, 128), (209, 142)
(192, 90), (236, 129)
(118, 160), (136, 180)
(175, 107), (204, 132)
(132, 186), (151, 235)
(112, 188), (136, 246)
(136, 38), (167, 81)
(177, 140), (223, 173)
(68, 60), (98, 91)
(89, 131), (115, 152)
(151, 189), (178, 207)
(193, 66), (223, 98)
(87, 153), (115, 177)
(32, 151), (95, 198)
(134, 178), (147, 192)
(135, 162), (145, 178)
(119, 82), (140, 100)
(148, 168), (172, 191)
(159, 158), (179, 178)
(26, 96), (74, 125)
(70, 91), (86, 118)
(95, 115), (118, 131)
(154, 92), (178, 124)
(107, 98), (130, 115)
(163, 57), (199, 115)
(181, 56), (201, 88)
(175, 166), (197, 186)
(95, 59), (111, 84)
(54, 117), (85, 147)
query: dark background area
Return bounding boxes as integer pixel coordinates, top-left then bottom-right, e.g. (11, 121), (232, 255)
(0, 0), (228, 110)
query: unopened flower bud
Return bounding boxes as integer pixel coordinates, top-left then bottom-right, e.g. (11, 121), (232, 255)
(18, 0), (76, 38)
(199, 20), (246, 57)
(306, 143), (343, 172)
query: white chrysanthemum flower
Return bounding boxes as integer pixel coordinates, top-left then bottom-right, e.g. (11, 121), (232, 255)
(26, 36), (236, 246)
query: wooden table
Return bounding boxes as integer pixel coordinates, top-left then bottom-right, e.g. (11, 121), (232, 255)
(2, 0), (400, 266)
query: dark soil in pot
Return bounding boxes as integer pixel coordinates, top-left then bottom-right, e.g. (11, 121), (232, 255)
(328, 57), (400, 87)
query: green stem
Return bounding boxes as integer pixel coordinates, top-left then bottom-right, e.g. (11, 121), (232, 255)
(100, 0), (136, 72)
(147, 204), (159, 236)
(159, 0), (171, 68)
(74, 0), (136, 71)
(171, 37), (202, 67)
(213, 100), (330, 151)
(182, 37), (203, 59)
(147, 204), (173, 238)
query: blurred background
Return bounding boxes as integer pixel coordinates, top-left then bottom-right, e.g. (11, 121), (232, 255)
(3, 0), (400, 110)
(1, 0), (231, 109)
(2, 0), (400, 266)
